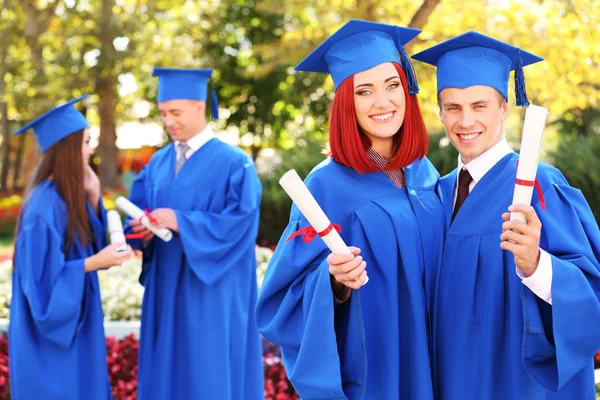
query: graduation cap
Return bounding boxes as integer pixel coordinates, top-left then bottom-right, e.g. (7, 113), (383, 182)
(152, 67), (219, 120)
(411, 31), (543, 106)
(13, 94), (90, 153)
(294, 19), (422, 94)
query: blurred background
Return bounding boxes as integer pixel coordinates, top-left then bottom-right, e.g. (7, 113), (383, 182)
(0, 0), (598, 398)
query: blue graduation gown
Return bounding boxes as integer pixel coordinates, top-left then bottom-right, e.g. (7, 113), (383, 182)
(9, 180), (112, 400)
(125, 138), (264, 400)
(256, 157), (445, 399)
(434, 153), (600, 400)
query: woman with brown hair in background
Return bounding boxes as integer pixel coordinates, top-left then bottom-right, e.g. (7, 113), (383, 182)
(8, 94), (131, 400)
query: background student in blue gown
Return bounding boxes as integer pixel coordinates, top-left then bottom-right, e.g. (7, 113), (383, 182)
(124, 68), (264, 400)
(412, 32), (600, 399)
(256, 20), (445, 400)
(9, 94), (132, 400)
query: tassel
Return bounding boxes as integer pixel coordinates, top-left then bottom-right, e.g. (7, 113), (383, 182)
(210, 85), (219, 120)
(395, 26), (419, 95)
(514, 49), (530, 107)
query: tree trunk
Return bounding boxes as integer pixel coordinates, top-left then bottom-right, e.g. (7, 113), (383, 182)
(96, 0), (119, 188)
(404, 0), (442, 53)
(97, 82), (119, 187)
(0, 19), (10, 190)
(11, 134), (26, 189)
(14, 0), (60, 188)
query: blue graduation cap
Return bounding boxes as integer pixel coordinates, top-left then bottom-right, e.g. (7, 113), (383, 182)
(411, 31), (543, 106)
(152, 67), (219, 120)
(13, 94), (90, 153)
(294, 19), (422, 94)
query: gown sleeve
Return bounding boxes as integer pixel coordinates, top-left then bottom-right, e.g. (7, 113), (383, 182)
(522, 182), (600, 391)
(175, 160), (262, 286)
(15, 222), (86, 348)
(255, 170), (370, 399)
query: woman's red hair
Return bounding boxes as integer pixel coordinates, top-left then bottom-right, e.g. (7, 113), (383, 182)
(328, 62), (428, 173)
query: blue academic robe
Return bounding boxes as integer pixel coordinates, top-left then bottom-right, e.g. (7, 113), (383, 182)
(126, 138), (264, 400)
(9, 180), (112, 400)
(433, 153), (600, 400)
(256, 157), (445, 399)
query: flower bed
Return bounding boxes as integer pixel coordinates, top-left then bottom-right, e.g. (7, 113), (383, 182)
(0, 195), (22, 237)
(0, 246), (296, 399)
(0, 332), (296, 400)
(0, 246), (274, 322)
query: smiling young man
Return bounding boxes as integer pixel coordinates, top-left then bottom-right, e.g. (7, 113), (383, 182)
(124, 68), (264, 400)
(413, 32), (600, 399)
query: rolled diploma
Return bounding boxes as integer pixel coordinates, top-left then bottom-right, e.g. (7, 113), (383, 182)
(115, 196), (173, 242)
(510, 104), (549, 223)
(107, 210), (128, 252)
(279, 169), (368, 285)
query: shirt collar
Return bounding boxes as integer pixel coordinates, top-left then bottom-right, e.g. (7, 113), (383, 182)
(457, 137), (514, 184)
(366, 147), (390, 169)
(174, 124), (215, 153)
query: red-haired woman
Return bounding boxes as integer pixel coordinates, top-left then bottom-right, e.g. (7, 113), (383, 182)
(256, 20), (444, 399)
(9, 95), (131, 400)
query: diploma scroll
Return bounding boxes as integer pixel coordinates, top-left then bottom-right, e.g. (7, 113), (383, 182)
(115, 196), (173, 242)
(510, 104), (549, 224)
(279, 169), (368, 285)
(106, 210), (128, 252)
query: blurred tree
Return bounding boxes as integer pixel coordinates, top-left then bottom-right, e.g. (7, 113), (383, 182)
(0, 0), (13, 190)
(412, 0), (600, 125)
(551, 133), (600, 223)
(1, 0), (598, 193)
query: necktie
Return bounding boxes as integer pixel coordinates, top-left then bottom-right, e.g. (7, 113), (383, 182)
(175, 142), (191, 175)
(452, 168), (473, 222)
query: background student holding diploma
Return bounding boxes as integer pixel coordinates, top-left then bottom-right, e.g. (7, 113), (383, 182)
(9, 95), (131, 400)
(412, 32), (600, 399)
(124, 68), (264, 400)
(256, 20), (445, 400)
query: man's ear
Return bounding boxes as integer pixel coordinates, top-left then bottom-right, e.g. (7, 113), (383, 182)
(501, 101), (509, 121)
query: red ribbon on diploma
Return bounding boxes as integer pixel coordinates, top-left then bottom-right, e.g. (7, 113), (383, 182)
(515, 161), (546, 210)
(141, 207), (159, 224)
(123, 208), (158, 240)
(286, 223), (342, 244)
(125, 233), (146, 240)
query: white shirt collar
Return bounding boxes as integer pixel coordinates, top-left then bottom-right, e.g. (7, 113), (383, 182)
(174, 124), (216, 159)
(457, 137), (514, 185)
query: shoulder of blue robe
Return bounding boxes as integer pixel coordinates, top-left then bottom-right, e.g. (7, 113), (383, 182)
(256, 157), (441, 399)
(406, 156), (441, 190)
(14, 184), (86, 348)
(148, 141), (175, 166)
(520, 161), (600, 391)
(175, 142), (262, 285)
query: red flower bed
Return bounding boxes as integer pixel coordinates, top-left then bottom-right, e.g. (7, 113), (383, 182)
(106, 333), (139, 400)
(0, 335), (9, 400)
(0, 333), (297, 399)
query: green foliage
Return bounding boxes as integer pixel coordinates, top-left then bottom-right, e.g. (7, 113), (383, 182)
(550, 133), (600, 224)
(257, 139), (327, 246)
(426, 131), (459, 177)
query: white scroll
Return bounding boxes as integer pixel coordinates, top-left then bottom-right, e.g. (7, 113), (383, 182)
(106, 210), (128, 252)
(115, 196), (173, 242)
(510, 104), (549, 223)
(279, 169), (368, 285)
